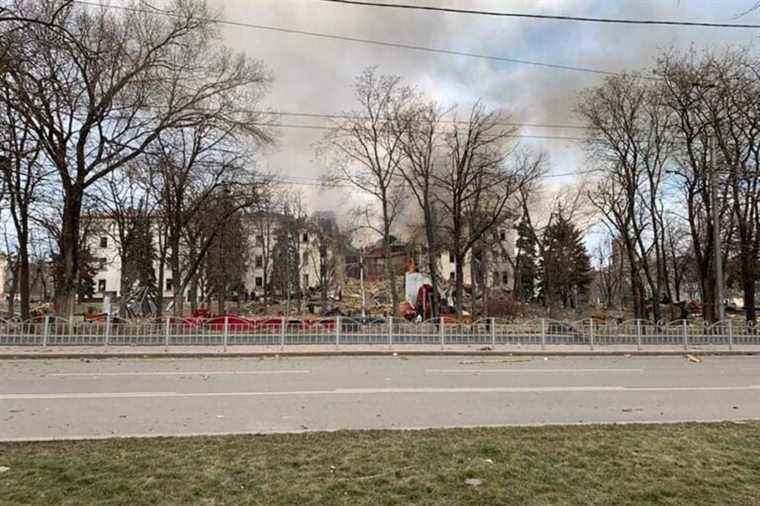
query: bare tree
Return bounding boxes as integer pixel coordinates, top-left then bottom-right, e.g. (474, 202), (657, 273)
(1, 0), (271, 316)
(435, 103), (540, 317)
(0, 85), (54, 319)
(656, 49), (740, 322)
(578, 73), (674, 321)
(396, 100), (446, 317)
(151, 120), (267, 316)
(322, 67), (412, 317)
(592, 236), (621, 309)
(91, 167), (156, 316)
(307, 211), (344, 309)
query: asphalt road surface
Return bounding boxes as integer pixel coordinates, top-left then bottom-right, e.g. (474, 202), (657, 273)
(2, 355), (759, 440)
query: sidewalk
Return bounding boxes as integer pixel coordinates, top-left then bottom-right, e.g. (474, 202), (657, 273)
(1, 344), (759, 359)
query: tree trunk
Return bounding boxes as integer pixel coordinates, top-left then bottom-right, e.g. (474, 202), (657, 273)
(54, 190), (83, 317)
(189, 276), (198, 312)
(700, 268), (716, 323)
(424, 207), (440, 318)
(17, 230), (30, 320)
(217, 282), (225, 315)
(454, 253), (465, 318)
(156, 257), (165, 318)
(119, 269), (130, 317)
(741, 257), (757, 322)
(170, 232), (183, 316)
(381, 201), (399, 317)
(7, 259), (18, 317)
(469, 251), (478, 319)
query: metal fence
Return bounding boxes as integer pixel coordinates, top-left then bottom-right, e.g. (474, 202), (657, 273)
(1, 316), (759, 351)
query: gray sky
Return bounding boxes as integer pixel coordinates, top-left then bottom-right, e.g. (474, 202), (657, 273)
(214, 0), (760, 215)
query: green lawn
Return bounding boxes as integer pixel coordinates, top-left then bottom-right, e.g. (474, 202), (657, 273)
(1, 422), (760, 505)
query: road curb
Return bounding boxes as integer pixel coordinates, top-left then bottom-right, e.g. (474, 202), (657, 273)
(1, 350), (758, 360)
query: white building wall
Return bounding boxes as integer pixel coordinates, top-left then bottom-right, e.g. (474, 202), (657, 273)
(88, 221), (185, 301)
(243, 217), (322, 295)
(90, 216), (324, 303)
(436, 225), (516, 289)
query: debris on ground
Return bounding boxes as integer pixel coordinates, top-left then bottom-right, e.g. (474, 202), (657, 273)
(483, 458), (494, 464)
(458, 358), (531, 365)
(622, 408), (643, 413)
(686, 354), (702, 363)
(465, 478), (483, 487)
(0, 466), (9, 473)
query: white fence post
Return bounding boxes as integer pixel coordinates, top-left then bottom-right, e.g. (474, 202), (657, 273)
(164, 318), (170, 352)
(42, 315), (50, 347)
(728, 320), (733, 351)
(388, 316), (393, 350)
(223, 316), (229, 352)
(280, 317), (286, 351)
(335, 316), (341, 349)
(439, 318), (445, 350)
(540, 318), (546, 351)
(636, 320), (642, 351)
(490, 317), (496, 348)
(589, 319), (594, 351)
(104, 313), (111, 350)
(682, 320), (688, 351)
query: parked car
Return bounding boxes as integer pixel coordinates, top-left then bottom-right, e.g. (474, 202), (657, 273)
(205, 315), (257, 331)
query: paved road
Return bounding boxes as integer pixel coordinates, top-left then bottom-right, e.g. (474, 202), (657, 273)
(1, 355), (759, 440)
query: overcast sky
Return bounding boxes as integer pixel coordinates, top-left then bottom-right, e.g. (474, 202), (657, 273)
(212, 0), (760, 216)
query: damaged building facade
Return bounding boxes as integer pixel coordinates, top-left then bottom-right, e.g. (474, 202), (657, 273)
(86, 212), (332, 307)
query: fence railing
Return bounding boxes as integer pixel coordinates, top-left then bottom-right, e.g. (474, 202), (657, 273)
(1, 316), (759, 351)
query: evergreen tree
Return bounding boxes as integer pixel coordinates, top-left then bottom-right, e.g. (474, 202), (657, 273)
(514, 218), (538, 302)
(540, 211), (592, 308)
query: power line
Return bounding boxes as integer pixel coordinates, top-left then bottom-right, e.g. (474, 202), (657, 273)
(262, 110), (590, 130)
(319, 0), (760, 29)
(274, 167), (593, 189)
(70, 0), (628, 77)
(262, 122), (591, 141)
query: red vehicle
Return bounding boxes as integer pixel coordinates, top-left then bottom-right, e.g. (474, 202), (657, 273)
(205, 315), (257, 331)
(163, 316), (203, 329)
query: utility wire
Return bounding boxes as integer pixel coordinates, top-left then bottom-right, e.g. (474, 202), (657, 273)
(70, 0), (629, 77)
(261, 110), (590, 130)
(274, 167), (595, 188)
(319, 0), (760, 29)
(263, 122), (591, 141)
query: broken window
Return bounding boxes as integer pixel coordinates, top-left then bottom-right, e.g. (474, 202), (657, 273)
(98, 279), (106, 292)
(166, 278), (173, 292)
(99, 237), (108, 248)
(255, 276), (263, 288)
(255, 255), (263, 268)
